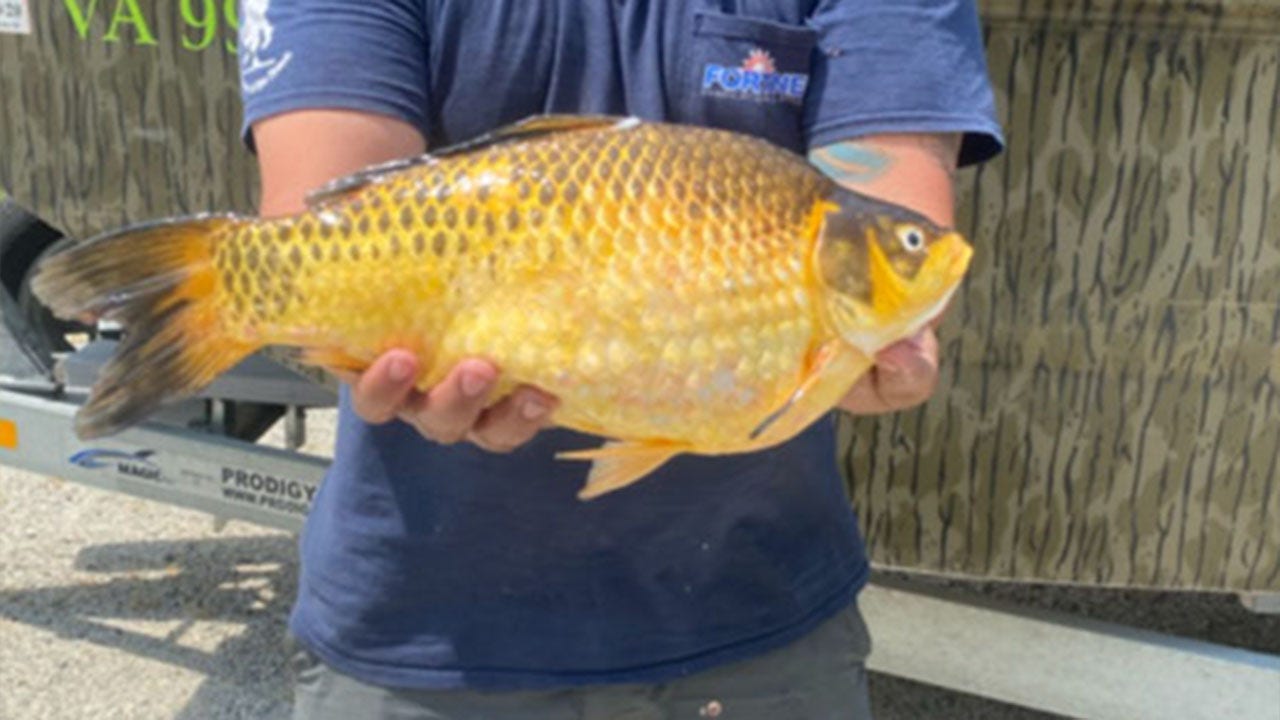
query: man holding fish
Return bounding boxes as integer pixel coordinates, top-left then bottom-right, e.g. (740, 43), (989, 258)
(241, 1), (1003, 717)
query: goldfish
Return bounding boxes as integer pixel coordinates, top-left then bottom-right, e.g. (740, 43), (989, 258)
(32, 115), (972, 499)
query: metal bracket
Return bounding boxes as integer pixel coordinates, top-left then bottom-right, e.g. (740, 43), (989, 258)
(0, 289), (56, 391)
(862, 576), (1280, 719)
(284, 405), (306, 451)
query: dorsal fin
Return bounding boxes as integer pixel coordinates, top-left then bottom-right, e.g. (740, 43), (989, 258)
(435, 114), (637, 158)
(304, 114), (640, 209)
(304, 154), (437, 208)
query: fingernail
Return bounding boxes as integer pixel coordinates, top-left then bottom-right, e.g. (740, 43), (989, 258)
(387, 358), (413, 383)
(521, 398), (549, 421)
(461, 371), (491, 397)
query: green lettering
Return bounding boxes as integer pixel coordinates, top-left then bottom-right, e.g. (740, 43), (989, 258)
(180, 0), (216, 51)
(103, 0), (156, 45)
(62, 0), (100, 39)
(223, 0), (238, 53)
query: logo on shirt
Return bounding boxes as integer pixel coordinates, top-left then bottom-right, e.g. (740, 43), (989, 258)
(701, 48), (808, 105)
(240, 0), (293, 95)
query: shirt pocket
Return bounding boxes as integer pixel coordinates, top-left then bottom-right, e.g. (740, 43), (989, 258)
(673, 10), (819, 152)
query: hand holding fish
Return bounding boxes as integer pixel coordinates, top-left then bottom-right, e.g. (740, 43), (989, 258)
(340, 351), (559, 453)
(841, 328), (939, 415)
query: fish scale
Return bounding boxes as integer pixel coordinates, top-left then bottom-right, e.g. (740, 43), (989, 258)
(32, 115), (972, 498)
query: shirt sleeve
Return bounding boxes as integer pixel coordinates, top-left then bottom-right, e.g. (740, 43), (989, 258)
(803, 0), (1004, 166)
(237, 0), (430, 151)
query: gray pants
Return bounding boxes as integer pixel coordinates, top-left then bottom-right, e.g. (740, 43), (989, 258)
(290, 601), (873, 720)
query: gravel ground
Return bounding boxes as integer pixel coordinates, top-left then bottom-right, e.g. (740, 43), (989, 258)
(0, 468), (296, 720)
(2, 409), (1277, 719)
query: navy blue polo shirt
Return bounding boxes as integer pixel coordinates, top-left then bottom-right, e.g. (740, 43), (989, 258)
(240, 0), (1003, 690)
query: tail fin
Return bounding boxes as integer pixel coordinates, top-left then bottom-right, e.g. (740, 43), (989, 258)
(30, 214), (258, 439)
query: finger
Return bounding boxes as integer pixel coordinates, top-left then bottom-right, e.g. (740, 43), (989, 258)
(467, 386), (559, 453)
(400, 359), (497, 444)
(350, 350), (420, 424)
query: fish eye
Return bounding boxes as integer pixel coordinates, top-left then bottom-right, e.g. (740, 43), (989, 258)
(896, 225), (926, 252)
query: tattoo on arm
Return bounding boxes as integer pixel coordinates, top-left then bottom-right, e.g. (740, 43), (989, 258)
(808, 133), (962, 188)
(807, 142), (891, 185)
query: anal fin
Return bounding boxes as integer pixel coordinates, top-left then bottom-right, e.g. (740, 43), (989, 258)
(557, 440), (686, 500)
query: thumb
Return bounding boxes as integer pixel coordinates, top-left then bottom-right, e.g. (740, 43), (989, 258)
(871, 329), (939, 409)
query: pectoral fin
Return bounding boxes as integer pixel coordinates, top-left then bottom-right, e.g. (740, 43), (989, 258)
(557, 440), (687, 500)
(748, 340), (872, 448)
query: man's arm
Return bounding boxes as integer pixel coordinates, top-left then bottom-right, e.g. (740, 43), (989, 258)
(808, 132), (963, 415)
(255, 110), (426, 217)
(252, 110), (558, 451)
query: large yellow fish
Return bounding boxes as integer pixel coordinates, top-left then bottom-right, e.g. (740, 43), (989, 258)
(33, 115), (971, 499)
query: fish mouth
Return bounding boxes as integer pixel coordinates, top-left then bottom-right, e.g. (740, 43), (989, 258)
(907, 231), (972, 336)
(939, 231), (974, 277)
